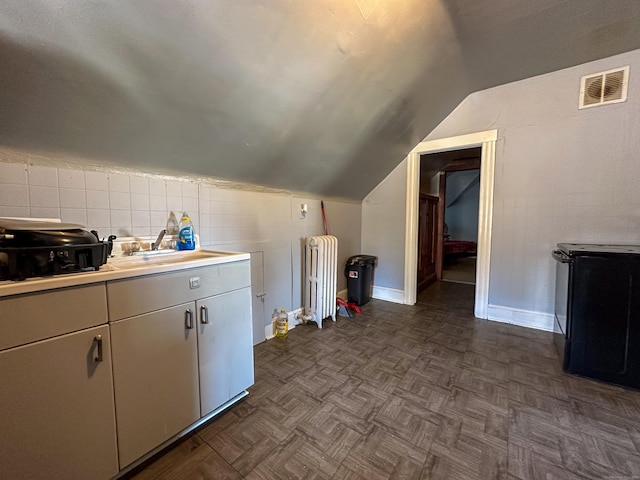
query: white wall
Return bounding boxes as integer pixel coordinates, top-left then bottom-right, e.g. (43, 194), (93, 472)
(361, 48), (640, 327)
(0, 154), (362, 338)
(445, 170), (479, 242)
(362, 160), (407, 293)
(427, 48), (640, 321)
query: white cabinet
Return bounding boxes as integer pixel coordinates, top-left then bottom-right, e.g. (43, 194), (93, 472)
(0, 325), (119, 480)
(0, 257), (253, 478)
(110, 302), (200, 468)
(107, 260), (253, 468)
(197, 287), (254, 416)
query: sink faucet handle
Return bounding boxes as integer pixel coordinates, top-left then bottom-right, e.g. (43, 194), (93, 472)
(152, 229), (167, 251)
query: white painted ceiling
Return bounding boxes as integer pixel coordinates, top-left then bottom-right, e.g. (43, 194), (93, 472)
(1, 1), (640, 199)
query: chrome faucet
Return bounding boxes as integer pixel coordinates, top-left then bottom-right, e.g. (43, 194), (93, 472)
(152, 229), (166, 250)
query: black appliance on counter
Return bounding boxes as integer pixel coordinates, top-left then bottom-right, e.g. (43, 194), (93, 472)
(552, 243), (640, 389)
(0, 218), (113, 281)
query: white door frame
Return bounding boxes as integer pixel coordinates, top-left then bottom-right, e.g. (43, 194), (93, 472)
(404, 130), (498, 318)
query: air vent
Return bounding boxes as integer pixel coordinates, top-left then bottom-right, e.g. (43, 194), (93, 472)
(579, 66), (629, 109)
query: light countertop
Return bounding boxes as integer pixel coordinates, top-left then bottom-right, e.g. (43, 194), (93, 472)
(0, 250), (250, 298)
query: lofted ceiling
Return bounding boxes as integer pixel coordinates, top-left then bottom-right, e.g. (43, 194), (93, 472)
(1, 1), (640, 200)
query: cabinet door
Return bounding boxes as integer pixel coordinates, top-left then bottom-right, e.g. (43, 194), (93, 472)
(197, 287), (254, 416)
(111, 302), (200, 468)
(0, 325), (118, 480)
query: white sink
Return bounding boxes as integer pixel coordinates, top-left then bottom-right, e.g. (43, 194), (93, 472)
(135, 249), (178, 258)
(106, 250), (234, 270)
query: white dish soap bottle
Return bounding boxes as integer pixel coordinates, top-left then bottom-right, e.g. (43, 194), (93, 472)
(176, 212), (196, 250)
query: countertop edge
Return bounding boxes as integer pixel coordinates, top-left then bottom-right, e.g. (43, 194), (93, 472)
(0, 251), (251, 297)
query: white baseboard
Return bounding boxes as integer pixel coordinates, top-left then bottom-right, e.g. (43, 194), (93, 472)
(264, 322), (275, 340)
(487, 304), (554, 332)
(372, 286), (405, 304)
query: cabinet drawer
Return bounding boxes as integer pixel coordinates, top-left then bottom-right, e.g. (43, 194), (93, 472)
(107, 260), (250, 321)
(0, 284), (108, 351)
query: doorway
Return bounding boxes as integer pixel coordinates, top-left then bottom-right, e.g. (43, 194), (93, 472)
(404, 130), (497, 319)
(442, 167), (480, 285)
(441, 156), (481, 285)
(418, 147), (481, 288)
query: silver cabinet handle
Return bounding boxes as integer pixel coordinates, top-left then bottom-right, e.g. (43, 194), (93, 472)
(185, 309), (194, 329)
(200, 305), (209, 324)
(256, 293), (266, 301)
(94, 335), (103, 362)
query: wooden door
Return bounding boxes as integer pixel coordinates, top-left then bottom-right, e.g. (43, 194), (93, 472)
(417, 194), (438, 292)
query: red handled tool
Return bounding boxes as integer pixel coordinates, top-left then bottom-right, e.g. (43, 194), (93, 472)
(321, 200), (328, 235)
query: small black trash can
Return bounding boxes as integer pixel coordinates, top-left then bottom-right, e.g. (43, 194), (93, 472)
(344, 255), (377, 306)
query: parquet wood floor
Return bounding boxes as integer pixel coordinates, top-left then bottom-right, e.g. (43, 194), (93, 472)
(129, 282), (640, 479)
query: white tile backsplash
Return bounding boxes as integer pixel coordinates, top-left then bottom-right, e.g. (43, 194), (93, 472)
(150, 210), (169, 228)
(86, 189), (110, 209)
(166, 180), (182, 197)
(149, 178), (166, 195)
(109, 191), (131, 210)
(28, 165), (58, 187)
(59, 188), (86, 209)
(131, 193), (150, 211)
(132, 225), (152, 236)
(199, 185), (211, 201)
(130, 176), (149, 194)
(60, 208), (88, 226)
(132, 208), (151, 224)
(182, 196), (198, 213)
(85, 171), (109, 191)
(108, 173), (130, 193)
(166, 195), (182, 213)
(110, 210), (132, 236)
(132, 210), (151, 232)
(149, 194), (167, 212)
(1, 163), (27, 185)
(0, 184), (29, 206)
(29, 186), (59, 207)
(199, 226), (211, 244)
(0, 206), (30, 217)
(0, 161), (358, 314)
(30, 207), (61, 218)
(182, 182), (198, 198)
(58, 169), (85, 189)
(87, 209), (111, 229)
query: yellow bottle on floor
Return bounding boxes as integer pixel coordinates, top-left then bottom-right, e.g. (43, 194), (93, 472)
(271, 308), (278, 337)
(276, 308), (288, 339)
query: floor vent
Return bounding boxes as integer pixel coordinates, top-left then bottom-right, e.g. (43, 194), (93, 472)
(579, 66), (629, 109)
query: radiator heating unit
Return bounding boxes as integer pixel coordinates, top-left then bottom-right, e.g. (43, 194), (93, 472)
(304, 235), (338, 328)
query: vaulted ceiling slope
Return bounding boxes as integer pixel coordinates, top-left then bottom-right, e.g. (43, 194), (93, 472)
(1, 1), (640, 200)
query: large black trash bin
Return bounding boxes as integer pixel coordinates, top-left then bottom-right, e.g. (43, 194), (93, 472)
(344, 255), (377, 306)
